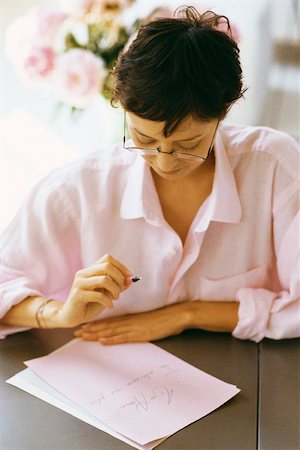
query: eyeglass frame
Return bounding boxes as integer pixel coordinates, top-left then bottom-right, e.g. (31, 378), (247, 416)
(122, 110), (219, 161)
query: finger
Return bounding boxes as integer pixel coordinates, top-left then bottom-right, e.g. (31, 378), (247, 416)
(98, 333), (142, 345)
(77, 263), (127, 289)
(81, 316), (132, 333)
(77, 275), (121, 299)
(75, 332), (99, 341)
(78, 324), (132, 339)
(99, 265), (127, 289)
(97, 254), (132, 277)
(72, 289), (114, 309)
(80, 314), (142, 337)
(76, 264), (130, 292)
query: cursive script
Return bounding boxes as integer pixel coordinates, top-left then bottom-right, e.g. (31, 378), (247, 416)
(127, 371), (154, 386)
(120, 384), (174, 413)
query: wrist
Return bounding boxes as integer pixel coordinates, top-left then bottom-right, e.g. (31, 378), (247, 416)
(184, 300), (239, 332)
(174, 301), (196, 330)
(183, 301), (198, 328)
(39, 300), (64, 328)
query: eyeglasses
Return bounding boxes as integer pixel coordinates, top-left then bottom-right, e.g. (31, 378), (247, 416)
(122, 111), (218, 162)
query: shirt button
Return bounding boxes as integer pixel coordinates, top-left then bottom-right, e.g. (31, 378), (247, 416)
(169, 248), (177, 256)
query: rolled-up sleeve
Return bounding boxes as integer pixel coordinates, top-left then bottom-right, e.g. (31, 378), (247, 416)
(0, 175), (81, 318)
(233, 169), (300, 342)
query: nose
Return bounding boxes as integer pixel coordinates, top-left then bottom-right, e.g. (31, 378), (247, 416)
(155, 148), (178, 172)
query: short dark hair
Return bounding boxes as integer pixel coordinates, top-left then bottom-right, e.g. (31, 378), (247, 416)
(111, 6), (246, 136)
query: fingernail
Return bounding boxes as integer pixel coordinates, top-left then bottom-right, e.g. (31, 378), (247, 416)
(124, 276), (132, 285)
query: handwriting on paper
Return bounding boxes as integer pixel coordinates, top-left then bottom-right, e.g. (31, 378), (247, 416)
(25, 340), (240, 445)
(90, 364), (178, 413)
(120, 384), (174, 412)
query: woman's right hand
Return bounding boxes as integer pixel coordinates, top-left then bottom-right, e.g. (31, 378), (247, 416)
(54, 254), (133, 328)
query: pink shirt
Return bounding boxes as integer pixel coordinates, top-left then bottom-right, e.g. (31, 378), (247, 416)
(1, 123), (299, 342)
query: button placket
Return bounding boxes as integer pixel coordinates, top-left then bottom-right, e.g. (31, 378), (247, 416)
(166, 278), (186, 304)
(168, 232), (206, 293)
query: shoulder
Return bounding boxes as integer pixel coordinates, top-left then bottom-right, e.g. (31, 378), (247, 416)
(21, 143), (136, 214)
(220, 123), (300, 181)
(31, 142), (134, 193)
(43, 142), (133, 187)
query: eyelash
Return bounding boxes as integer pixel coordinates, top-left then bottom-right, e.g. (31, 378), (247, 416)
(135, 136), (199, 151)
(135, 136), (155, 146)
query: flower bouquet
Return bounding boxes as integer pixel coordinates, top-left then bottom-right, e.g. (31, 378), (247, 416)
(5, 0), (172, 111)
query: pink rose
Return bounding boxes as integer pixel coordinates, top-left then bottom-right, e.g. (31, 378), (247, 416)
(17, 46), (57, 84)
(5, 7), (66, 65)
(54, 49), (106, 108)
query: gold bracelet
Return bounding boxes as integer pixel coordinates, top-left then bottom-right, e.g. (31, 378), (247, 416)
(35, 299), (54, 328)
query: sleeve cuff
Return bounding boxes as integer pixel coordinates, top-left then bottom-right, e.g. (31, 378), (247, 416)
(0, 277), (43, 319)
(232, 288), (276, 342)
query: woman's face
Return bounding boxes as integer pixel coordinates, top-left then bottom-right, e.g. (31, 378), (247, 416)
(126, 112), (218, 180)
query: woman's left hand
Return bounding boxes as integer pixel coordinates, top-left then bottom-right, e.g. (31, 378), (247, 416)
(74, 302), (191, 344)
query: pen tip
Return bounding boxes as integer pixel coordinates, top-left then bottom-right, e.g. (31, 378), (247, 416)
(131, 276), (142, 282)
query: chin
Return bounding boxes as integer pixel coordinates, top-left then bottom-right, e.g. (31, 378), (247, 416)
(153, 167), (191, 180)
(154, 162), (203, 178)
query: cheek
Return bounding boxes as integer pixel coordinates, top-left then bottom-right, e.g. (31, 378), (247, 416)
(142, 155), (156, 165)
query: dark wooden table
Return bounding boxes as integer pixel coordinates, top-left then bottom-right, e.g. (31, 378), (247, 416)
(0, 328), (299, 449)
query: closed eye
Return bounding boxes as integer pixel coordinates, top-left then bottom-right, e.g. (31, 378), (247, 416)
(177, 142), (201, 151)
(135, 132), (201, 151)
(135, 135), (156, 146)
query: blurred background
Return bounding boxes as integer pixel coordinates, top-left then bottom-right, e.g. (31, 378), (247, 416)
(0, 0), (299, 231)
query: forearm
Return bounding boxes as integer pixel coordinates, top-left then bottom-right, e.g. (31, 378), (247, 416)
(0, 296), (62, 328)
(75, 299), (240, 344)
(184, 300), (239, 333)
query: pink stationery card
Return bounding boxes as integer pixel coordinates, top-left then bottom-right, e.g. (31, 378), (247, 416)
(25, 340), (240, 445)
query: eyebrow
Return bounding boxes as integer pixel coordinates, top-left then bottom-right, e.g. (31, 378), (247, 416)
(132, 127), (204, 142)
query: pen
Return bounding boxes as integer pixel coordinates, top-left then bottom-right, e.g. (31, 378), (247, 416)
(125, 275), (142, 284)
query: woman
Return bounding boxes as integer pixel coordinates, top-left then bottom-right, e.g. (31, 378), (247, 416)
(0, 7), (299, 343)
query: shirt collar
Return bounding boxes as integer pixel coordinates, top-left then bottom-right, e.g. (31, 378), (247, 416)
(120, 152), (162, 224)
(194, 124), (242, 231)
